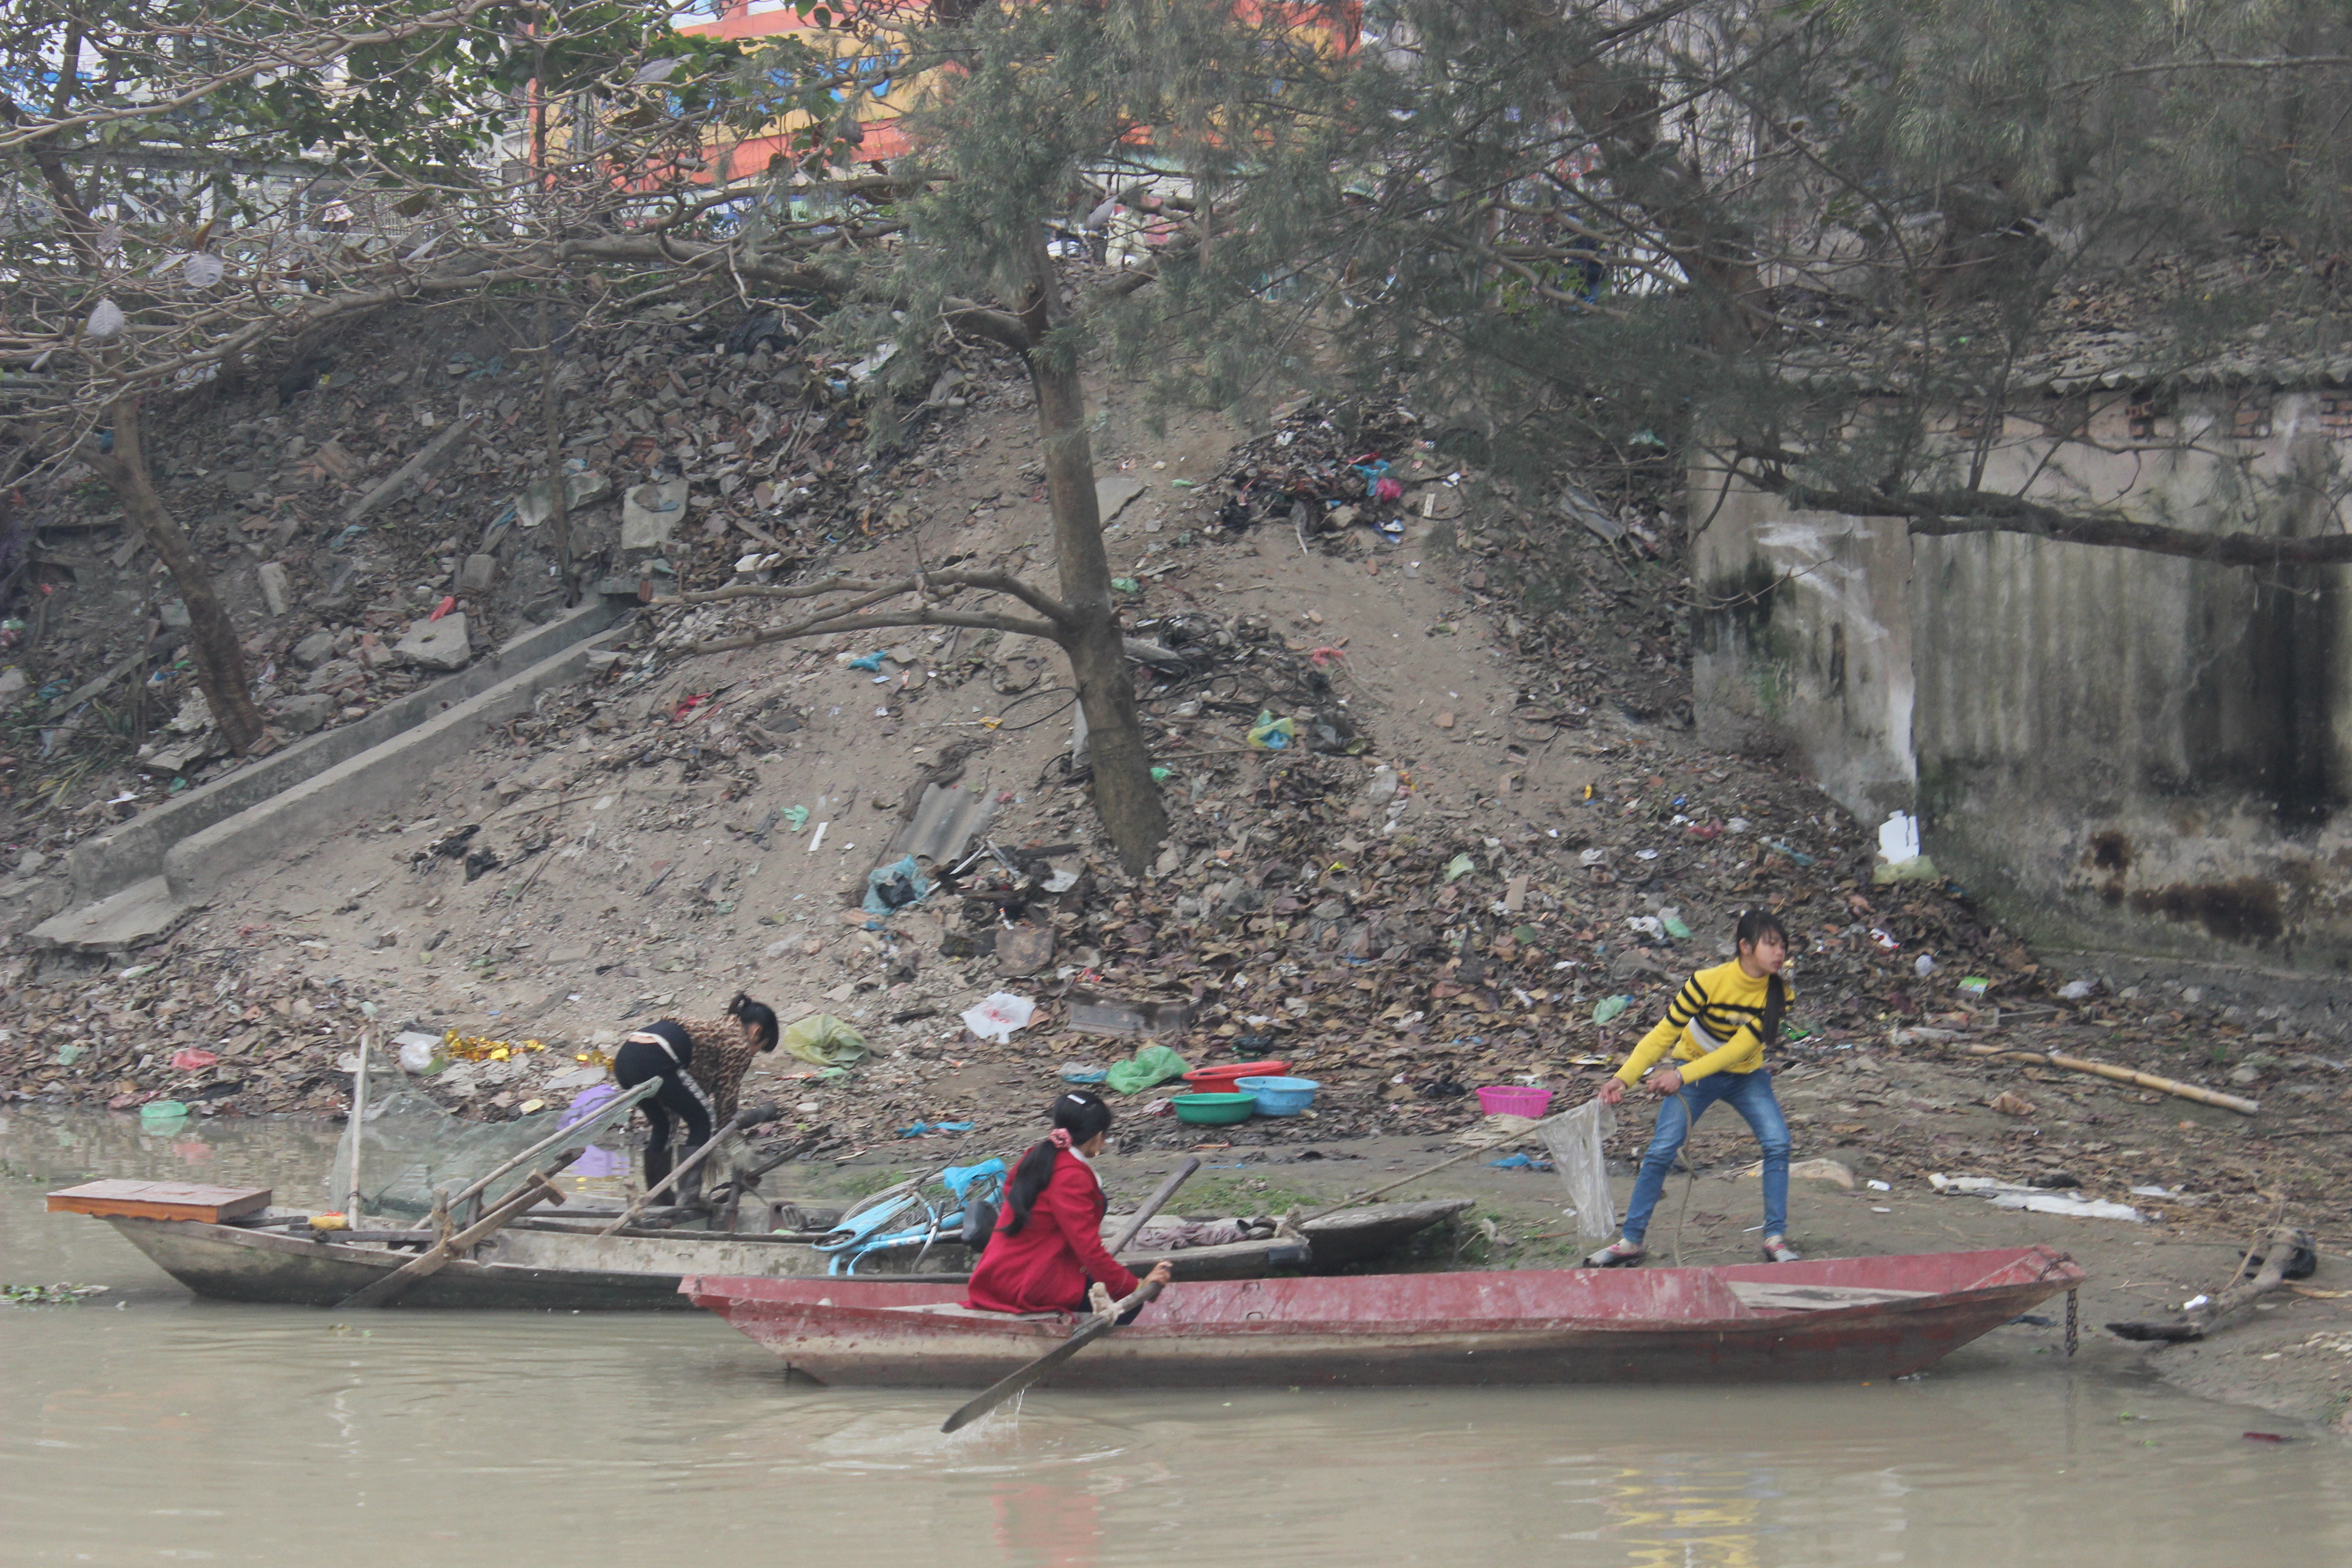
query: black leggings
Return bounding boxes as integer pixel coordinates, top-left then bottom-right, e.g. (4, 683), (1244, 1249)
(613, 1023), (714, 1191)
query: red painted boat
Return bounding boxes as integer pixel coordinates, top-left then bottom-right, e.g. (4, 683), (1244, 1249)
(682, 1245), (2082, 1388)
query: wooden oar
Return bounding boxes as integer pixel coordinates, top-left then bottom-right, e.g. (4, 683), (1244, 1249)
(335, 1168), (569, 1310)
(941, 1156), (1200, 1434)
(598, 1101), (779, 1236)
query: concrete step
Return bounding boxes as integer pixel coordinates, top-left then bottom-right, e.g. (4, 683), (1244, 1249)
(64, 600), (624, 910)
(31, 603), (633, 954)
(29, 877), (192, 955)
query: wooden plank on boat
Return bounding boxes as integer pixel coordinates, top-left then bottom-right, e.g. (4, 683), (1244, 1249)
(47, 1180), (272, 1224)
(1727, 1281), (1932, 1312)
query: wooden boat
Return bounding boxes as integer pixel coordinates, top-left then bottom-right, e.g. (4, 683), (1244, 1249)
(681, 1245), (2085, 1387)
(58, 1179), (1470, 1310)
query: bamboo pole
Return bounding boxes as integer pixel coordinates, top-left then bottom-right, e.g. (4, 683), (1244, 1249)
(1948, 1042), (2259, 1116)
(344, 1030), (370, 1222)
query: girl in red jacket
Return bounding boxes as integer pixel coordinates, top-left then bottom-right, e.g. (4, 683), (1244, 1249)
(965, 1091), (1174, 1315)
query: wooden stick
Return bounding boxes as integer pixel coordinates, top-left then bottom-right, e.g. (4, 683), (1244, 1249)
(1295, 1123), (1548, 1225)
(344, 1030), (370, 1223)
(1107, 1158), (1203, 1257)
(334, 1169), (568, 1310)
(2107, 1225), (2313, 1342)
(1947, 1042), (2259, 1116)
(598, 1100), (779, 1235)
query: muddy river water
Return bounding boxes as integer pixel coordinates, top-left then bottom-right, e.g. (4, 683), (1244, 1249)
(4, 1110), (2344, 1567)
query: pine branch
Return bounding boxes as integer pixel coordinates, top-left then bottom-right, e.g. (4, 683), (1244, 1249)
(1766, 478), (2352, 568)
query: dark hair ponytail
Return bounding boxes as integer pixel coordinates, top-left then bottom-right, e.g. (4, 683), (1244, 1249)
(1000, 1091), (1116, 1236)
(728, 991), (780, 1051)
(1734, 909), (1788, 1049)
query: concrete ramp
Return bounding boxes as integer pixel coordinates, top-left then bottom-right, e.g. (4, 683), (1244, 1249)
(32, 601), (630, 955)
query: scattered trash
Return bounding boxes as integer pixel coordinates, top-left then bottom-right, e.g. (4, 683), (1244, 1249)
(778, 1014), (871, 1067)
(1872, 810), (1940, 884)
(167, 1049), (218, 1073)
(1058, 1063), (1109, 1084)
(1590, 995), (1633, 1025)
(960, 992), (1039, 1044)
(1105, 1044), (1192, 1095)
(782, 805), (811, 832)
(2058, 979), (2097, 1001)
(862, 854), (931, 916)
(848, 652), (886, 671)
(896, 1119), (975, 1138)
(1444, 853), (1477, 881)
(1487, 1151), (1553, 1171)
(1929, 1172), (2143, 1222)
(1245, 710), (1297, 750)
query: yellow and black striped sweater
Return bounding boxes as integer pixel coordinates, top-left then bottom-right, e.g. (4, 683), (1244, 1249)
(1614, 960), (1789, 1086)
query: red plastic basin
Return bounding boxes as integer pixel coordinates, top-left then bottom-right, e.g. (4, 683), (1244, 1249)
(1180, 1060), (1290, 1094)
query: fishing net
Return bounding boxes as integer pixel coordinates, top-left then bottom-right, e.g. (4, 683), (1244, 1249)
(328, 1037), (641, 1220)
(1541, 1098), (1618, 1241)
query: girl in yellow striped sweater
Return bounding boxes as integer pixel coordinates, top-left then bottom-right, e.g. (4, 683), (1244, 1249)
(1587, 909), (1799, 1267)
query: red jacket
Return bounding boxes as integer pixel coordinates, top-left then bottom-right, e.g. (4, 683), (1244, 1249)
(964, 1149), (1142, 1313)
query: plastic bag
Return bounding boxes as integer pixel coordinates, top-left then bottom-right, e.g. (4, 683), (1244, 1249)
(779, 1014), (870, 1067)
(1542, 1099), (1618, 1240)
(1245, 710), (1296, 750)
(1105, 1044), (1190, 1095)
(863, 854), (930, 916)
(961, 992), (1037, 1044)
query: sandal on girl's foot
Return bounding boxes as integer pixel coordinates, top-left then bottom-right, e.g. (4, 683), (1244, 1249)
(1760, 1236), (1802, 1264)
(1583, 1239), (1646, 1268)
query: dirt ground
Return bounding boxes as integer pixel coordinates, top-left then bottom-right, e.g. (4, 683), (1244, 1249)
(7, 345), (2350, 1431)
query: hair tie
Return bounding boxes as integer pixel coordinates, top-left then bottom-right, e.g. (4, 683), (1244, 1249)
(1048, 1128), (1073, 1151)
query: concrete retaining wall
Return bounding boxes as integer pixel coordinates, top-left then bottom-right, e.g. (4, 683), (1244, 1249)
(161, 607), (630, 904)
(1693, 389), (2352, 973)
(69, 601), (622, 904)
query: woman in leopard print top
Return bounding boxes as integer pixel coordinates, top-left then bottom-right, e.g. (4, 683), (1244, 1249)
(612, 992), (779, 1197)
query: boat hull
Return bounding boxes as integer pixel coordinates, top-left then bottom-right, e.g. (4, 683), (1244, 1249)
(683, 1246), (2082, 1387)
(95, 1197), (1473, 1310)
(105, 1217), (794, 1309)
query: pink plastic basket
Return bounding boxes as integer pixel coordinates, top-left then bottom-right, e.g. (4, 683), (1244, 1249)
(1475, 1085), (1554, 1118)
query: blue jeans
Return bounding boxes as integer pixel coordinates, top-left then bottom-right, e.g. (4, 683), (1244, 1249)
(1620, 1068), (1791, 1246)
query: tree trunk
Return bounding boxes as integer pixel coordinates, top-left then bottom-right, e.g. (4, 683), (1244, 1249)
(91, 395), (266, 753)
(1023, 335), (1167, 873)
(538, 294), (573, 598)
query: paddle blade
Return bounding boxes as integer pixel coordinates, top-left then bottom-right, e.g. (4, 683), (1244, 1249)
(940, 1321), (1109, 1433)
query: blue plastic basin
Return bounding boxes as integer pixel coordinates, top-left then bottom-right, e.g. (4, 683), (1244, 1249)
(1237, 1075), (1319, 1116)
